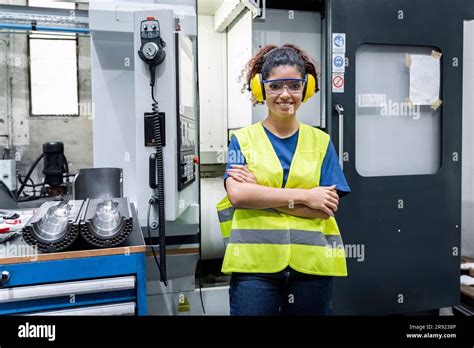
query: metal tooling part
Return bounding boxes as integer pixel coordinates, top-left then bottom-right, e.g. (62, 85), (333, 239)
(22, 200), (84, 252)
(79, 197), (133, 248)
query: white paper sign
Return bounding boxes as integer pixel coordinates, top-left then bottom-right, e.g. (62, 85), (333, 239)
(409, 54), (440, 105)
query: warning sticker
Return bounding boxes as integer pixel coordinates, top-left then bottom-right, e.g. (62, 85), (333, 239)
(332, 33), (346, 53)
(332, 73), (344, 93)
(332, 53), (345, 73)
(177, 294), (191, 312)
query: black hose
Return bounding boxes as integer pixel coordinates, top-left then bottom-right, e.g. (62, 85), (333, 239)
(17, 173), (42, 188)
(17, 153), (43, 198)
(197, 258), (206, 314)
(16, 178), (43, 197)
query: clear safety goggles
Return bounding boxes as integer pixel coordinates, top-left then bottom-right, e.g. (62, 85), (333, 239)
(263, 78), (305, 95)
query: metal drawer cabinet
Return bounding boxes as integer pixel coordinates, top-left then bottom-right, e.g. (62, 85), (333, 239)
(0, 253), (147, 315)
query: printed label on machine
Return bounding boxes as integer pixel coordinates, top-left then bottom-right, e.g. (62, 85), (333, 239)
(332, 53), (345, 73)
(358, 93), (387, 107)
(332, 33), (346, 53)
(177, 294), (191, 312)
(332, 73), (345, 93)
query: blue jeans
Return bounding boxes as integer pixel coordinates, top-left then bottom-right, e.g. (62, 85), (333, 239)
(229, 267), (333, 316)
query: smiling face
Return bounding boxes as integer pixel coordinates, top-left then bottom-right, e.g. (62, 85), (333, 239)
(264, 65), (304, 119)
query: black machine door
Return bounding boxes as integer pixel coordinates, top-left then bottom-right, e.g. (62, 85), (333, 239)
(326, 0), (474, 314)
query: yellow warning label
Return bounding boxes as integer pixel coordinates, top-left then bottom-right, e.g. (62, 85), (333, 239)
(177, 294), (190, 312)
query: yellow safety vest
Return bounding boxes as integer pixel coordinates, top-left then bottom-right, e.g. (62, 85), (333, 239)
(216, 121), (347, 276)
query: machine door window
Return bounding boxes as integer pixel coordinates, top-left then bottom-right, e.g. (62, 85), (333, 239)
(355, 44), (442, 177)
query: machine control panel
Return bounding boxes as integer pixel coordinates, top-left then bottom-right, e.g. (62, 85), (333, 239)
(141, 18), (161, 39)
(177, 117), (196, 190)
(176, 33), (197, 192)
(138, 17), (166, 64)
(179, 153), (195, 185)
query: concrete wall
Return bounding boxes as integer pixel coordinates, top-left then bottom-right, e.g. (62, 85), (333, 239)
(0, 0), (92, 190)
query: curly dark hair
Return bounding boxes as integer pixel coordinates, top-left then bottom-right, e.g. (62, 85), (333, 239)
(243, 44), (318, 104)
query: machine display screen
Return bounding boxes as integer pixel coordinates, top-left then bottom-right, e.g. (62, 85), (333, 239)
(176, 32), (197, 191)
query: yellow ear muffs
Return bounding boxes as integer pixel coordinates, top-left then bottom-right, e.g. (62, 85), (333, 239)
(302, 73), (318, 103)
(250, 73), (265, 103)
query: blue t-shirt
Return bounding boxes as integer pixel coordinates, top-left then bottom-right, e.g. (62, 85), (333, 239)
(224, 126), (350, 196)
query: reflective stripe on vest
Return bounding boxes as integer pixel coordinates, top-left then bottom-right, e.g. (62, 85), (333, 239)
(216, 196), (233, 239)
(229, 229), (343, 247)
(216, 122), (348, 276)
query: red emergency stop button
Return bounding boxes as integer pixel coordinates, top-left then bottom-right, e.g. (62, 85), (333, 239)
(147, 16), (155, 20)
(193, 155), (199, 164)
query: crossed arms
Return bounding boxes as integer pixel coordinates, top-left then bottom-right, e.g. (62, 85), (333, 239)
(225, 165), (340, 220)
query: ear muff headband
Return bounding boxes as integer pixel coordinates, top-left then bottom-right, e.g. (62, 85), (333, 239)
(249, 71), (318, 103)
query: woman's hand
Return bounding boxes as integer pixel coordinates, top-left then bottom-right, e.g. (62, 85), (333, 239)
(303, 185), (339, 217)
(226, 165), (257, 184)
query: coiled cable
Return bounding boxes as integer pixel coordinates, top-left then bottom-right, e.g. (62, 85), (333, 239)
(147, 66), (167, 285)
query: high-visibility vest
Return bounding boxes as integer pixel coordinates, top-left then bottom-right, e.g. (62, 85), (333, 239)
(216, 121), (347, 276)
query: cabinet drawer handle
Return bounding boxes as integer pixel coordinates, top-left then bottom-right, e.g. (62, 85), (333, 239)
(1, 271), (10, 287)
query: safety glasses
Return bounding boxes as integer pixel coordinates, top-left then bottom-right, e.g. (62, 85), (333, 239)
(262, 78), (305, 95)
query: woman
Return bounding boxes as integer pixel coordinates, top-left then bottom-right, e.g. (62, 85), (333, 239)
(216, 44), (350, 316)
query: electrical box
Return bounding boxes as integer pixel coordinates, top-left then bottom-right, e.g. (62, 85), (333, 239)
(0, 159), (16, 191)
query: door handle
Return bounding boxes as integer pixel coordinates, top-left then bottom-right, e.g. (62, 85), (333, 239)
(1, 270), (10, 287)
(335, 104), (344, 170)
